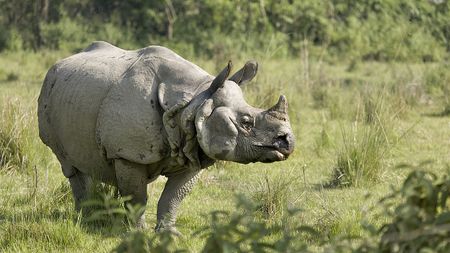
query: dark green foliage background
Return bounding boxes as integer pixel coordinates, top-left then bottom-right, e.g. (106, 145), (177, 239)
(0, 0), (449, 61)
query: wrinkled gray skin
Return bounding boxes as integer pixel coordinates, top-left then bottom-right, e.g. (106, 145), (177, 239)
(38, 41), (295, 234)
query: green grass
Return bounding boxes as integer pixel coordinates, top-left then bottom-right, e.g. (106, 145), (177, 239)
(0, 49), (449, 252)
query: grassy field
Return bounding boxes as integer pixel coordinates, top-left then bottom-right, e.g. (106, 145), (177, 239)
(0, 49), (449, 252)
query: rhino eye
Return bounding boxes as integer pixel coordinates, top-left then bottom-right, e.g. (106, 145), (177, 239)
(241, 115), (254, 130)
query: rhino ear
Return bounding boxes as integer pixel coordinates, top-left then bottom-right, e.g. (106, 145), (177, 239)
(205, 61), (232, 95)
(229, 60), (258, 86)
(158, 82), (192, 111)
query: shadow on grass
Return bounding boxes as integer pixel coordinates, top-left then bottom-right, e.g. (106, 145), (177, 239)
(311, 181), (342, 191)
(422, 106), (450, 117)
(311, 169), (349, 191)
(78, 216), (130, 237)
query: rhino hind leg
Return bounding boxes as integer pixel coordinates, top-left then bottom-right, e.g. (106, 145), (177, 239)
(55, 156), (93, 211)
(68, 168), (93, 211)
(114, 159), (148, 228)
(155, 170), (200, 235)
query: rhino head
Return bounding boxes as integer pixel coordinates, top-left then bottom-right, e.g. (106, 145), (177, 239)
(195, 61), (295, 164)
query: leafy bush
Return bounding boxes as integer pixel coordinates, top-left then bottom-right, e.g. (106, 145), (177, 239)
(80, 187), (128, 227)
(377, 165), (450, 253)
(113, 230), (186, 253)
(112, 166), (450, 252)
(79, 183), (147, 231)
(197, 195), (313, 253)
(328, 164), (450, 253)
(113, 195), (315, 253)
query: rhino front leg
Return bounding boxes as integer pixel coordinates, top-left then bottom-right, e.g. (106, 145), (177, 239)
(114, 159), (149, 228)
(155, 170), (200, 235)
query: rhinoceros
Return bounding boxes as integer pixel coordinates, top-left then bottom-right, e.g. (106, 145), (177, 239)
(38, 41), (295, 233)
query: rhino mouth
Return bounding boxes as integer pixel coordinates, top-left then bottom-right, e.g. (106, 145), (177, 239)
(253, 144), (289, 163)
(260, 150), (286, 163)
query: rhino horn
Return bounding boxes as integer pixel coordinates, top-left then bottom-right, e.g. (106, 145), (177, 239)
(206, 61), (232, 95)
(269, 95), (288, 114)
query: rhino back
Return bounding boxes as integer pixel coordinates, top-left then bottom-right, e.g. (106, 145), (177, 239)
(38, 41), (136, 180)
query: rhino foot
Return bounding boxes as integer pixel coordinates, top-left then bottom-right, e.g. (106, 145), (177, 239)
(155, 223), (182, 237)
(135, 215), (147, 230)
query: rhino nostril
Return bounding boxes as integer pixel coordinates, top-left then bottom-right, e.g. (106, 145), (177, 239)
(274, 134), (289, 149)
(278, 133), (288, 142)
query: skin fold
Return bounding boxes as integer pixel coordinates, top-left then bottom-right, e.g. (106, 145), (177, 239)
(38, 41), (295, 234)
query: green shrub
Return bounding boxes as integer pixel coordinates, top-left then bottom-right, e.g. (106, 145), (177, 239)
(76, 181), (150, 234)
(113, 195), (315, 253)
(378, 165), (450, 253)
(80, 186), (130, 229)
(111, 166), (450, 253)
(113, 230), (186, 253)
(323, 163), (450, 253)
(196, 195), (314, 253)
